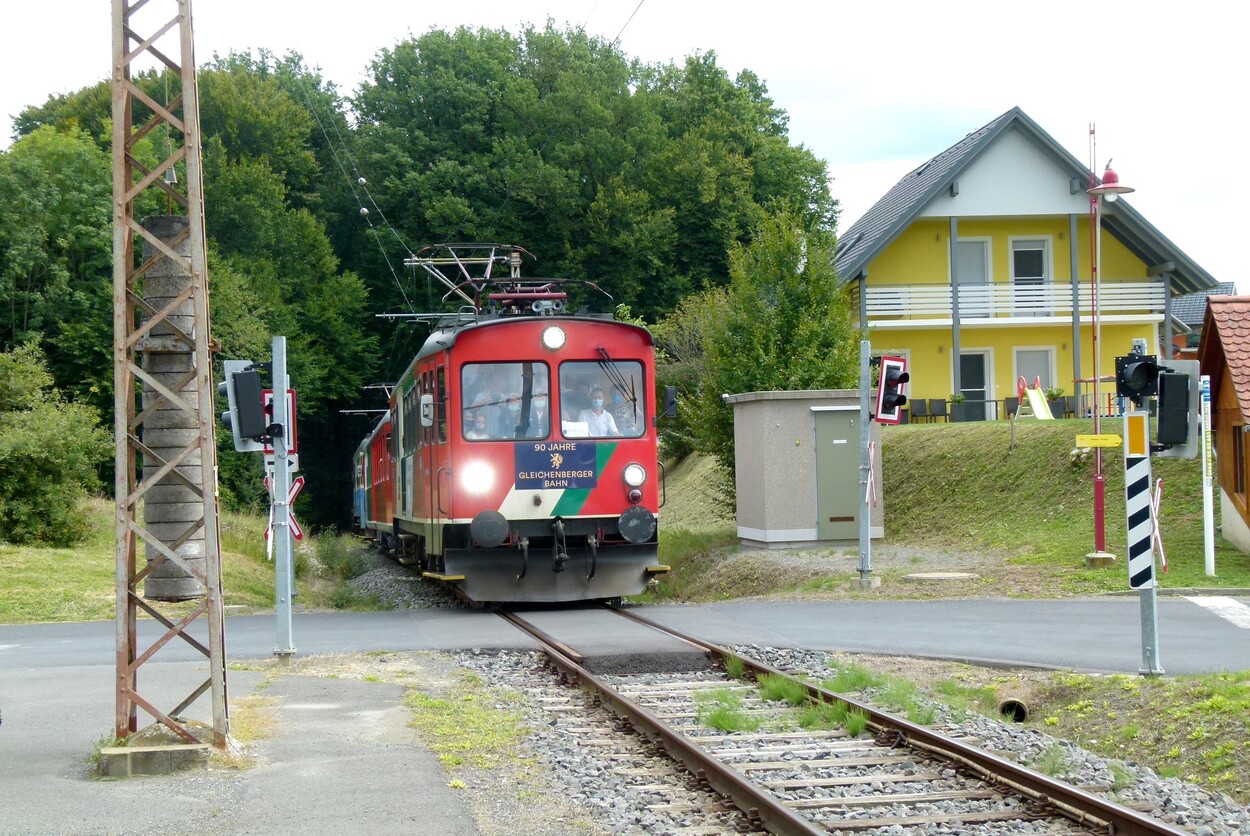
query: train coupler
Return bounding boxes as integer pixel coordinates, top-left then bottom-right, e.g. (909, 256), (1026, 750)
(552, 518), (568, 574)
(585, 535), (598, 581)
(515, 537), (529, 581)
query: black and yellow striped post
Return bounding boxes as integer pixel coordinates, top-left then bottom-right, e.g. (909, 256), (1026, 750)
(1123, 410), (1163, 675)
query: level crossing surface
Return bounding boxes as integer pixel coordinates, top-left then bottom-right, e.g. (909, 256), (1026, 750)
(4, 596), (1249, 675)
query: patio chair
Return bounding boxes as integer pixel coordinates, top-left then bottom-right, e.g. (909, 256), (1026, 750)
(910, 398), (929, 423)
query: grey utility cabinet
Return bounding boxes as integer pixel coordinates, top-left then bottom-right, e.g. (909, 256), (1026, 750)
(727, 390), (883, 548)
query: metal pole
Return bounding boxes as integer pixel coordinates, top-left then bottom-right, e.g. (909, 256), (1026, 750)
(272, 336), (295, 657)
(1092, 194), (1107, 555)
(858, 340), (872, 582)
(1201, 375), (1216, 576)
(1139, 582), (1163, 676)
(1123, 408), (1162, 675)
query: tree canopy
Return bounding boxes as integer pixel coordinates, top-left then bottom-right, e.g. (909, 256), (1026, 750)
(345, 25), (835, 331)
(678, 210), (859, 488)
(2, 24), (845, 530)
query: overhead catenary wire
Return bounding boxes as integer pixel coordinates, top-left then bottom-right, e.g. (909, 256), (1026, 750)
(293, 69), (414, 312)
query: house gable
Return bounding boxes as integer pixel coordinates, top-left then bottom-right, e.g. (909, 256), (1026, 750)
(835, 106), (1218, 296)
(920, 127), (1089, 220)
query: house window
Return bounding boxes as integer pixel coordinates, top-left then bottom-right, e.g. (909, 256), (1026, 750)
(1011, 238), (1051, 315)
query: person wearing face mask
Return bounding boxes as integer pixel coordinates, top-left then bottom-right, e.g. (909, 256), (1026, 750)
(577, 387), (620, 437)
(498, 392), (524, 438)
(465, 410), (491, 440)
(527, 391), (551, 438)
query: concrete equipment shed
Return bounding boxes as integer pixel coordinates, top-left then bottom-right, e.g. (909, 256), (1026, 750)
(727, 390), (882, 548)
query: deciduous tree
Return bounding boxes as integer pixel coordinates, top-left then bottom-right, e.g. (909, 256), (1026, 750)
(693, 210), (859, 492)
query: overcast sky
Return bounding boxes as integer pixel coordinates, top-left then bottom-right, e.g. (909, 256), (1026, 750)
(1, 1), (1241, 290)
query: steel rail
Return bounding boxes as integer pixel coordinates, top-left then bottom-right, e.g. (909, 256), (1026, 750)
(498, 611), (826, 836)
(611, 605), (1186, 836)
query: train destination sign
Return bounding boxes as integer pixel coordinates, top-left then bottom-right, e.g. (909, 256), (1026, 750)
(515, 441), (599, 489)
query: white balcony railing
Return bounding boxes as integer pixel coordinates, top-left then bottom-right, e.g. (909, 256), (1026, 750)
(865, 280), (1165, 321)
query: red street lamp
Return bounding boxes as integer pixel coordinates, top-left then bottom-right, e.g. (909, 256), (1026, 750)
(1087, 161), (1135, 559)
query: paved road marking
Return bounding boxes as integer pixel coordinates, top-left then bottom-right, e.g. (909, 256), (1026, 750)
(0, 644), (16, 651)
(1186, 596), (1250, 629)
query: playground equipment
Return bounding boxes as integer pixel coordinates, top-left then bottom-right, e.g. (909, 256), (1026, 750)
(1015, 376), (1054, 420)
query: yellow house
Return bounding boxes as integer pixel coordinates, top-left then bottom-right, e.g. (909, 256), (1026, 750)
(835, 107), (1219, 421)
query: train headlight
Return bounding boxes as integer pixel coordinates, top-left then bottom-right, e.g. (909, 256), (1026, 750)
(541, 325), (566, 351)
(460, 460), (495, 495)
(622, 463), (646, 487)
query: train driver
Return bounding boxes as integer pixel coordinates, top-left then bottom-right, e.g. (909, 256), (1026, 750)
(578, 387), (621, 437)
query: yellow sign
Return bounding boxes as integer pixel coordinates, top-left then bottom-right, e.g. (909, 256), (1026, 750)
(1076, 434), (1122, 448)
(1125, 413), (1149, 457)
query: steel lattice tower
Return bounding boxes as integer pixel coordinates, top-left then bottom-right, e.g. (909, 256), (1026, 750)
(111, 0), (227, 747)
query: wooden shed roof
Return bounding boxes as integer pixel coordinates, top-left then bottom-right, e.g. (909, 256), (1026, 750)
(1199, 296), (1250, 422)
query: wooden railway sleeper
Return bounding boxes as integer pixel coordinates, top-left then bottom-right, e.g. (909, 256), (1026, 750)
(875, 727), (908, 748)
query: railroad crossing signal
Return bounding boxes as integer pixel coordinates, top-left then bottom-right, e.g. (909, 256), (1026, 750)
(1155, 360), (1200, 459)
(874, 356), (909, 424)
(1115, 354), (1158, 405)
(264, 474), (304, 541)
(262, 388), (298, 455)
(218, 359), (266, 452)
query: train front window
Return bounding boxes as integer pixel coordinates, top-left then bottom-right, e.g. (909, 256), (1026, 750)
(559, 360), (645, 438)
(461, 362), (551, 441)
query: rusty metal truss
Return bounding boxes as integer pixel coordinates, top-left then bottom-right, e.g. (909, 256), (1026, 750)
(111, 0), (227, 747)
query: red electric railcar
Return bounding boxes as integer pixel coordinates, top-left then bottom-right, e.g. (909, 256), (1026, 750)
(355, 246), (672, 603)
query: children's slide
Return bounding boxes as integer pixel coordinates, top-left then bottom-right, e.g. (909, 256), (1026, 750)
(1024, 385), (1054, 419)
(1010, 372), (1060, 419)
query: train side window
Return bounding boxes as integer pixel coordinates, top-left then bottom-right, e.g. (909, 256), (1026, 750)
(410, 386), (418, 451)
(436, 366), (447, 443)
(420, 371), (431, 447)
(402, 392), (410, 453)
(417, 384), (427, 449)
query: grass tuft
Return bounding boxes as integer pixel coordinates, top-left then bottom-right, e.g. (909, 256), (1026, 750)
(722, 655), (747, 681)
(824, 662), (882, 694)
(695, 688), (761, 733)
(757, 673), (810, 706)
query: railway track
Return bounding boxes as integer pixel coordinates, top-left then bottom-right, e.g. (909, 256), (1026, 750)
(498, 605), (1187, 836)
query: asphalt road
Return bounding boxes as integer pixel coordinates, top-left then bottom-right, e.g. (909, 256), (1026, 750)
(3, 595), (1249, 835)
(5, 594), (1250, 674)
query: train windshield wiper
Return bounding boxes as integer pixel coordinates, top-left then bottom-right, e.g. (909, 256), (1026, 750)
(595, 347), (636, 407)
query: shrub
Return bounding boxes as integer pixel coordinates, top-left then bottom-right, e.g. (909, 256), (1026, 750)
(0, 344), (111, 545)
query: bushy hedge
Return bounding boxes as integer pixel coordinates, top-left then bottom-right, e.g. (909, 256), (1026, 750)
(0, 344), (111, 545)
